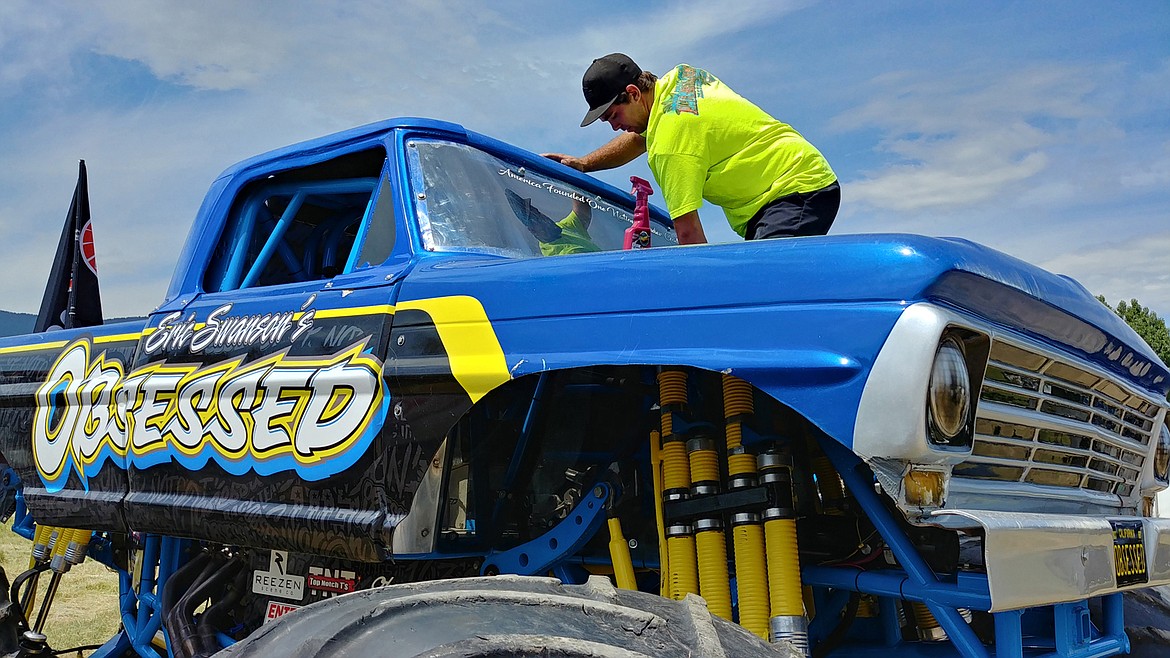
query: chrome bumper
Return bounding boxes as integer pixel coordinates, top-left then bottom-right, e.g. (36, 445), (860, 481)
(932, 509), (1170, 612)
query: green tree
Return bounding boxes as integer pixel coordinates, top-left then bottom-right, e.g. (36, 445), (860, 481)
(1098, 296), (1170, 367)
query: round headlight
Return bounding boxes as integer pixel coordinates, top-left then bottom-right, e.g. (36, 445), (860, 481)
(928, 337), (971, 444)
(1154, 425), (1170, 483)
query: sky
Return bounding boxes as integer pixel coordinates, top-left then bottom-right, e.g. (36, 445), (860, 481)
(0, 0), (1167, 324)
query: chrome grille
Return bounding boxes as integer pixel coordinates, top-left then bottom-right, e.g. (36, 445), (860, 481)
(954, 339), (1163, 499)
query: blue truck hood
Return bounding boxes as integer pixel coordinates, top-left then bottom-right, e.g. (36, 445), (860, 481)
(401, 233), (1169, 397)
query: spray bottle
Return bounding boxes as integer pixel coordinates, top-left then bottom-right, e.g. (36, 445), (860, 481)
(623, 176), (654, 250)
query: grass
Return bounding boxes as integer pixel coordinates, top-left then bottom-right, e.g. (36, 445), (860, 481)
(0, 520), (122, 657)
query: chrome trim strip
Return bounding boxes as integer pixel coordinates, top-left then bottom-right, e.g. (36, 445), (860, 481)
(853, 303), (955, 464)
(966, 333), (1169, 504)
(932, 509), (1170, 611)
(855, 301), (1168, 518)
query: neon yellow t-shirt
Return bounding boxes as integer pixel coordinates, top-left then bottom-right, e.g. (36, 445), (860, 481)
(644, 65), (837, 237)
(540, 210), (601, 256)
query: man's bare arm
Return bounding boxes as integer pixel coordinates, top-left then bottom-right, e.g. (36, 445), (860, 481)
(543, 132), (647, 172)
(672, 210), (707, 245)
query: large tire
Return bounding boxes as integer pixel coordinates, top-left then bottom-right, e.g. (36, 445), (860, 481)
(0, 565), (22, 655)
(215, 575), (800, 657)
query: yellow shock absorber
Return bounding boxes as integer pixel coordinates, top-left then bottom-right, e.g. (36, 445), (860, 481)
(856, 594), (879, 618)
(759, 451), (808, 654)
(695, 519), (732, 620)
(909, 603), (971, 641)
(811, 453), (847, 515)
(23, 524), (56, 616)
(722, 374), (754, 418)
(49, 527), (72, 574)
(910, 602), (946, 641)
(728, 450), (759, 484)
(732, 514), (771, 640)
(649, 430), (670, 597)
(658, 369), (688, 437)
(658, 368), (696, 601)
(687, 434), (731, 618)
(658, 369), (689, 406)
(661, 438), (692, 495)
(722, 375), (757, 484)
(687, 437), (720, 490)
(665, 525), (699, 599)
(660, 434), (692, 597)
(764, 517), (803, 616)
(30, 524), (53, 567)
(65, 528), (93, 567)
(34, 526), (78, 634)
(764, 515), (807, 651)
(607, 517), (637, 590)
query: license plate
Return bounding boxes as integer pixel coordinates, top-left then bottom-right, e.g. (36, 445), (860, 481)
(1110, 520), (1148, 587)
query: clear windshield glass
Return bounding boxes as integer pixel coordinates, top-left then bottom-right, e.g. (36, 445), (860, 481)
(408, 140), (676, 257)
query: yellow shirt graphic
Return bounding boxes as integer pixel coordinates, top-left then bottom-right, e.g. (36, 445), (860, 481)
(644, 65), (837, 236)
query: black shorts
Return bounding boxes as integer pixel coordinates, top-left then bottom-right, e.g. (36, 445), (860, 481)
(744, 181), (841, 240)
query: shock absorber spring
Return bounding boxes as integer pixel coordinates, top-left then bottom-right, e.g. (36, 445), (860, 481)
(694, 518), (732, 620)
(732, 512), (770, 640)
(64, 528), (93, 565)
(658, 368), (698, 600)
(687, 436), (721, 493)
(688, 432), (731, 620)
(722, 375), (758, 487)
(811, 453), (847, 515)
(658, 369), (689, 407)
(759, 451), (808, 655)
(665, 524), (699, 600)
(661, 437), (692, 494)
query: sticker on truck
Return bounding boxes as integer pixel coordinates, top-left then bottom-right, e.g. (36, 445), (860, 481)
(264, 600), (302, 624)
(252, 551), (305, 601)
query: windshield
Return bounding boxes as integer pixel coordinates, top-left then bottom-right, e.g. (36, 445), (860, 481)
(408, 140), (676, 257)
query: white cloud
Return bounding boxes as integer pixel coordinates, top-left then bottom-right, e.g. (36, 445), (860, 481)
(0, 2), (87, 92)
(0, 2), (1166, 324)
(834, 64), (1116, 214)
(848, 151), (1049, 212)
(0, 0), (819, 317)
(1040, 231), (1170, 320)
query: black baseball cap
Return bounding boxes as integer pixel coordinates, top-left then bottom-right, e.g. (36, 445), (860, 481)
(580, 53), (642, 127)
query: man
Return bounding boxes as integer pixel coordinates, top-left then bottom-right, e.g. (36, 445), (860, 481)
(544, 53), (839, 245)
(504, 189), (600, 256)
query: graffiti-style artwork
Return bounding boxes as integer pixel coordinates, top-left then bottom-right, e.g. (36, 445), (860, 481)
(33, 335), (387, 490)
(667, 65), (713, 116)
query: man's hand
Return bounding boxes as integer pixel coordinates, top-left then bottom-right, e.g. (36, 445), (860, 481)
(542, 134), (647, 174)
(542, 153), (587, 172)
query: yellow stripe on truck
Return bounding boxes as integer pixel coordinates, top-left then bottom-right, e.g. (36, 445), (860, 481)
(397, 296), (510, 404)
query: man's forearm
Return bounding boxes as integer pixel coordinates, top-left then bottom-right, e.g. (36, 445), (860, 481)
(672, 210), (707, 245)
(580, 132), (646, 172)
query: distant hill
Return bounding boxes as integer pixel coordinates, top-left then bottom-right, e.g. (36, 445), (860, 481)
(0, 310), (35, 337)
(0, 310), (145, 338)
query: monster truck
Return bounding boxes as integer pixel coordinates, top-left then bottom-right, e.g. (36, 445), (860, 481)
(0, 117), (1168, 657)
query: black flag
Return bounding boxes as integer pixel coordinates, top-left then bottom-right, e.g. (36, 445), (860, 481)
(34, 160), (104, 332)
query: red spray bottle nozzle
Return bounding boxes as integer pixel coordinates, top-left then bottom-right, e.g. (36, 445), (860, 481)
(630, 176), (653, 199)
(624, 176), (654, 250)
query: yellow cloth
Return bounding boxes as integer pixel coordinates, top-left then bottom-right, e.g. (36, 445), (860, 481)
(540, 210), (600, 256)
(644, 65), (837, 236)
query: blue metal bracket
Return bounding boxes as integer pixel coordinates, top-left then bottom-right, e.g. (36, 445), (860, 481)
(481, 482), (610, 577)
(818, 437), (991, 658)
(815, 437), (1134, 658)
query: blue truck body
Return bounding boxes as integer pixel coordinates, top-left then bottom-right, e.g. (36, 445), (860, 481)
(0, 117), (1167, 657)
